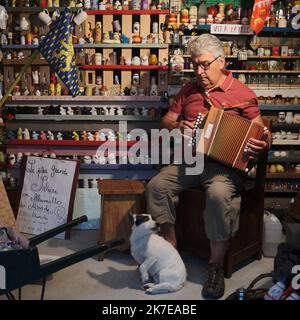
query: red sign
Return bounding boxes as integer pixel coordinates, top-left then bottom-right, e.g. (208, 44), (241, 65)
(250, 0), (275, 34)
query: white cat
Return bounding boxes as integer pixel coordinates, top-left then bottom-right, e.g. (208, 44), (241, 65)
(130, 214), (186, 294)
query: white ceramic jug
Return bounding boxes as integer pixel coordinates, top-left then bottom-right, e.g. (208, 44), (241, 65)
(0, 5), (8, 30)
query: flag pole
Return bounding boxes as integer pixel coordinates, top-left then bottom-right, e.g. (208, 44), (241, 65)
(0, 48), (40, 110)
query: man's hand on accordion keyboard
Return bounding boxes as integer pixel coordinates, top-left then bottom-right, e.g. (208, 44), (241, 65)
(246, 129), (271, 161)
(177, 120), (195, 133)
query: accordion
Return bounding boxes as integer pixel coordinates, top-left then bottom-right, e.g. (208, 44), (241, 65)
(195, 106), (265, 172)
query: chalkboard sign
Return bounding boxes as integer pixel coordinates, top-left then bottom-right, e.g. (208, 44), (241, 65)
(16, 156), (79, 239)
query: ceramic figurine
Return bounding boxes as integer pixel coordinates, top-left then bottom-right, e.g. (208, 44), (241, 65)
(92, 155), (99, 164)
(23, 86), (30, 96)
(23, 128), (30, 140)
(50, 152), (56, 158)
(56, 132), (63, 140)
(32, 131), (39, 140)
(55, 83), (62, 96)
(49, 83), (55, 96)
(109, 107), (115, 116)
(81, 131), (88, 140)
(16, 152), (23, 163)
(40, 130), (47, 140)
(134, 107), (140, 116)
(72, 131), (79, 140)
(35, 89), (41, 96)
(60, 106), (67, 115)
(8, 154), (16, 166)
(87, 132), (94, 141)
(32, 70), (40, 85)
(99, 131), (106, 141)
(94, 131), (100, 141)
(67, 106), (74, 115)
(91, 106), (97, 115)
(116, 107), (124, 115)
(141, 107), (148, 116)
(102, 106), (109, 115)
(130, 85), (138, 96)
(38, 107), (43, 115)
(83, 156), (92, 164)
(47, 131), (54, 140)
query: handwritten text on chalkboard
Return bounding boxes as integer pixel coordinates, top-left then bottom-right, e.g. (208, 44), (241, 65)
(17, 157), (77, 235)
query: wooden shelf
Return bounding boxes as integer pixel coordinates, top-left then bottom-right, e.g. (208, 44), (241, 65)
(86, 9), (169, 15)
(3, 58), (84, 66)
(272, 140), (300, 145)
(7, 7), (79, 13)
(259, 104), (300, 111)
(81, 65), (169, 70)
(265, 189), (299, 194)
(15, 115), (157, 121)
(266, 173), (300, 179)
(10, 96), (163, 102)
(268, 156), (300, 163)
(271, 123), (300, 130)
(81, 43), (169, 48)
(193, 24), (299, 34)
(230, 70), (300, 74)
(170, 54), (300, 59)
(6, 140), (138, 147)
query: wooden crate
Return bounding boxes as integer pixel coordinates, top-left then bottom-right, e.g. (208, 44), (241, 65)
(98, 179), (146, 260)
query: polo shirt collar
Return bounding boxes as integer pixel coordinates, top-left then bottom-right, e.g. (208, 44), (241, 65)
(200, 70), (233, 94)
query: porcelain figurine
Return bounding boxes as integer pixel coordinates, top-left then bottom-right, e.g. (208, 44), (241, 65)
(60, 106), (67, 115)
(56, 132), (63, 140)
(81, 131), (88, 140)
(94, 131), (100, 141)
(72, 131), (79, 140)
(92, 155), (99, 164)
(83, 155), (92, 164)
(99, 131), (106, 141)
(109, 107), (115, 116)
(134, 107), (140, 116)
(32, 131), (39, 140)
(55, 83), (62, 96)
(40, 130), (47, 140)
(141, 107), (148, 116)
(8, 154), (16, 166)
(91, 106), (97, 115)
(47, 131), (54, 140)
(87, 132), (94, 141)
(116, 107), (124, 115)
(67, 106), (74, 115)
(50, 152), (56, 158)
(23, 128), (30, 140)
(38, 107), (43, 115)
(16, 152), (23, 163)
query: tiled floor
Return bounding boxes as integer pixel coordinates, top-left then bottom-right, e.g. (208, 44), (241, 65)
(1, 230), (274, 300)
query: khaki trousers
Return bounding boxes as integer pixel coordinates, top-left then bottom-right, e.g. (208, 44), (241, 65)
(146, 160), (245, 241)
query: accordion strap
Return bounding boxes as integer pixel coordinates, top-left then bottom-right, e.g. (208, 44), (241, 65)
(200, 92), (256, 111)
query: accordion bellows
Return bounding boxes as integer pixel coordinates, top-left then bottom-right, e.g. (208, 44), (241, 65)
(196, 106), (265, 171)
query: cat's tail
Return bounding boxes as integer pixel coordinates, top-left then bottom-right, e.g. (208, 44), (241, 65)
(145, 282), (183, 294)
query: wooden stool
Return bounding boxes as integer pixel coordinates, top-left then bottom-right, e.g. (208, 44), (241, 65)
(98, 179), (145, 260)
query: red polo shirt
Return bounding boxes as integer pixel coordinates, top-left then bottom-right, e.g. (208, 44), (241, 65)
(170, 71), (260, 121)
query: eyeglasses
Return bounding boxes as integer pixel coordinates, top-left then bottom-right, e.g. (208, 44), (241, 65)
(192, 55), (221, 71)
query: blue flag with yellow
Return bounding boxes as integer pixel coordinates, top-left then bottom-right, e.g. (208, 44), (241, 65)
(39, 8), (79, 97)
